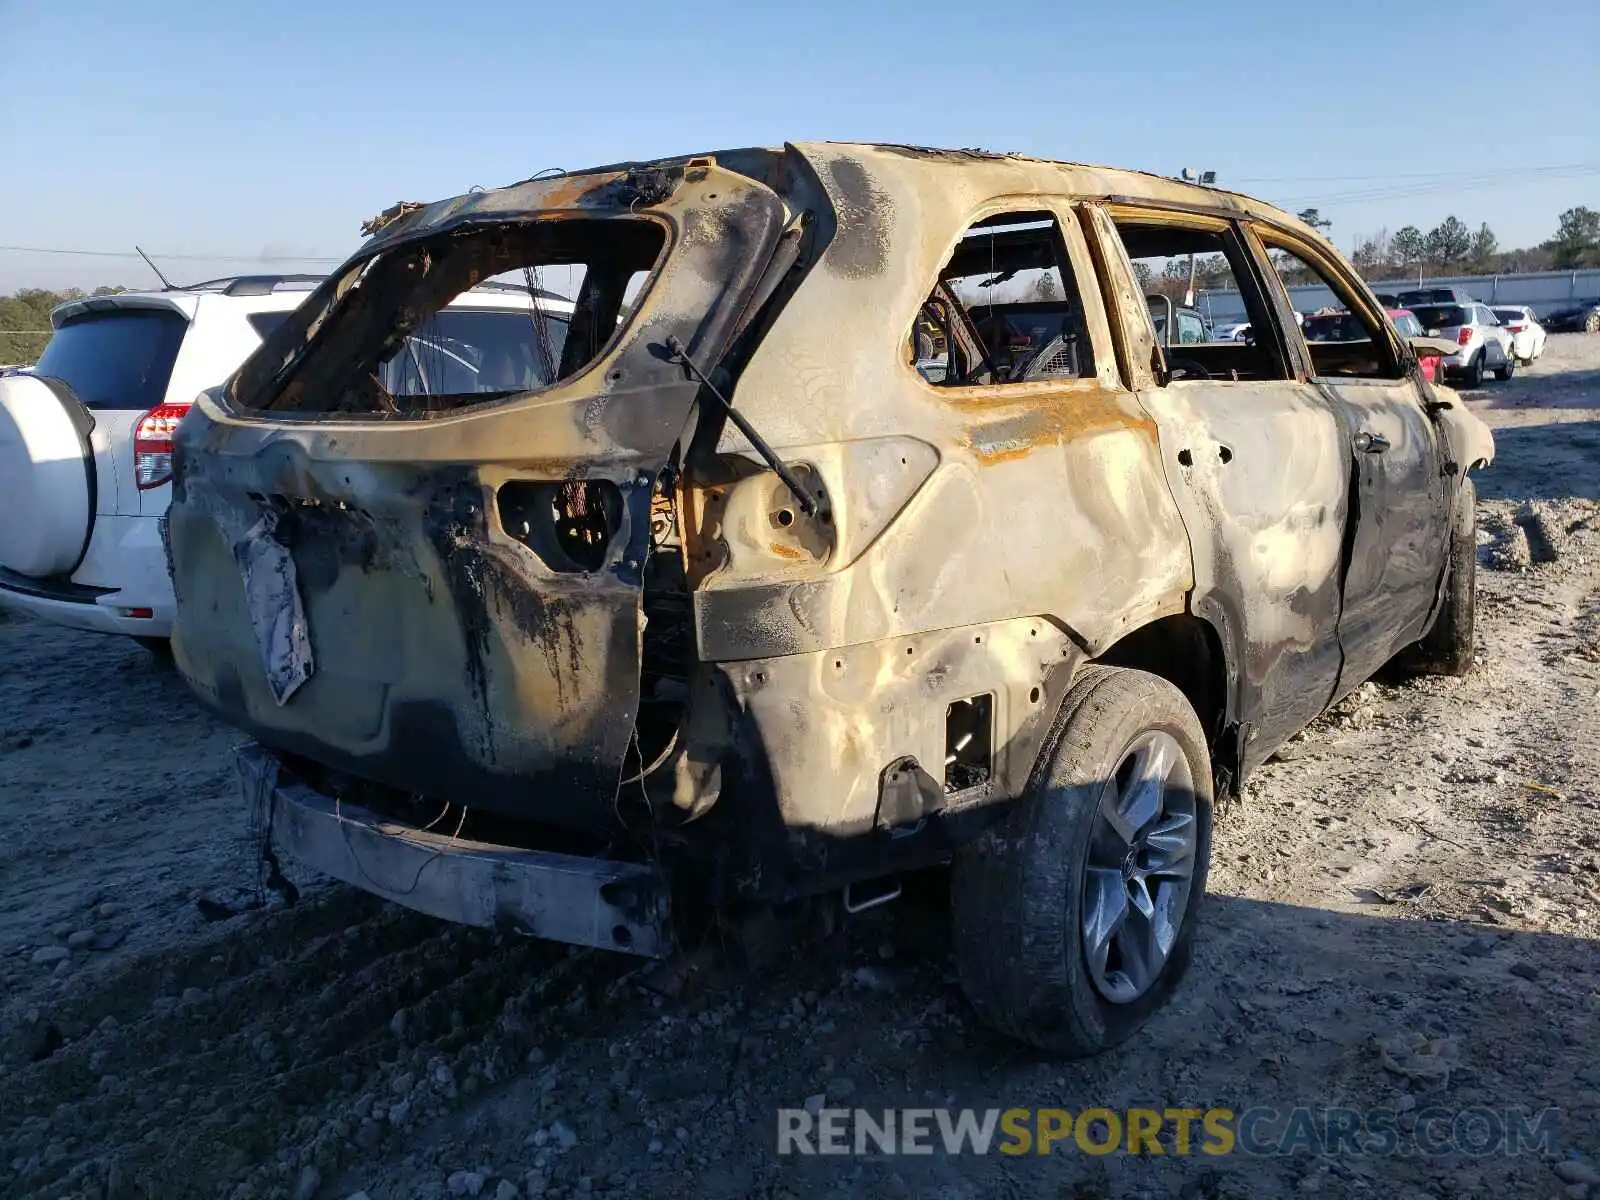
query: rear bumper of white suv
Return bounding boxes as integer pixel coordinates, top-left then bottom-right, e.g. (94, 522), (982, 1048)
(0, 513), (174, 637)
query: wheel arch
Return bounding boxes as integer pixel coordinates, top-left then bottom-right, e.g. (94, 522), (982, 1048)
(1091, 611), (1242, 790)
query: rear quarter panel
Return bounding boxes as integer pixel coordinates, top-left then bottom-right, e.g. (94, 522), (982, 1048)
(692, 145), (1196, 837)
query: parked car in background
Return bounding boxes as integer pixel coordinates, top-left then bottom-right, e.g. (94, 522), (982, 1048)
(1373, 292), (1399, 307)
(163, 143), (1494, 1057)
(0, 275), (573, 648)
(1543, 297), (1600, 334)
(1145, 295), (1214, 346)
(1213, 318), (1252, 341)
(1408, 301), (1515, 386)
(1490, 306), (1546, 362)
(1302, 308), (1444, 384)
(1399, 286), (1478, 308)
(1301, 310), (1364, 342)
(1387, 309), (1441, 382)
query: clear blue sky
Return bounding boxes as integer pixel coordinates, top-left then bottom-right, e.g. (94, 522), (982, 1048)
(2, 0), (1596, 292)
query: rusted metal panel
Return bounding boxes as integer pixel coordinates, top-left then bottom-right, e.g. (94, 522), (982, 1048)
(717, 619), (1083, 837)
(711, 146), (1195, 661)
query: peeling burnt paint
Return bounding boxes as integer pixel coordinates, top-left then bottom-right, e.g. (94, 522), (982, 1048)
(817, 156), (893, 279)
(424, 479), (584, 715)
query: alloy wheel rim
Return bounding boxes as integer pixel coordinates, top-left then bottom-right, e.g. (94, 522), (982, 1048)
(1080, 730), (1198, 1004)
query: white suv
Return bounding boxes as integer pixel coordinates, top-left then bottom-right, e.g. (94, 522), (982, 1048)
(1408, 300), (1516, 387)
(0, 276), (573, 648)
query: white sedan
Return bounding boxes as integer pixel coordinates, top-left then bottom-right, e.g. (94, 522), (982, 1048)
(1491, 306), (1546, 363)
(1213, 319), (1253, 341)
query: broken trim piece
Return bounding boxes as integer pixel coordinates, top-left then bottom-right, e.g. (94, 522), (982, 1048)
(207, 499), (314, 705)
(240, 744), (671, 956)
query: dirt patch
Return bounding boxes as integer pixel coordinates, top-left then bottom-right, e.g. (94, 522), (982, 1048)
(3, 337), (1600, 1199)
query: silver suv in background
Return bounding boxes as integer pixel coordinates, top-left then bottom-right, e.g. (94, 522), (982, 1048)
(1408, 301), (1516, 386)
(1398, 287), (1478, 308)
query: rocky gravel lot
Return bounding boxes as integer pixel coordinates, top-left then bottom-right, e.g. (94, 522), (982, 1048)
(2, 336), (1599, 1200)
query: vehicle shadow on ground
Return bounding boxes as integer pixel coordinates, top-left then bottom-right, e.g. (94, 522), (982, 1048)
(1472, 419), (1600, 502)
(764, 890), (1598, 1198)
(0, 620), (215, 750)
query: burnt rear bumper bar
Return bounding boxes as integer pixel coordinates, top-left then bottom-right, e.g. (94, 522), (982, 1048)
(237, 743), (671, 957)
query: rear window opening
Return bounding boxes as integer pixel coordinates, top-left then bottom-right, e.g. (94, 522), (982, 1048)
(1302, 312), (1365, 343)
(238, 217), (666, 417)
(1411, 305), (1468, 330)
(32, 309), (189, 411)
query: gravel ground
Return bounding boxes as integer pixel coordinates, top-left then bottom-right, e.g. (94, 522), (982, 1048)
(2, 336), (1599, 1200)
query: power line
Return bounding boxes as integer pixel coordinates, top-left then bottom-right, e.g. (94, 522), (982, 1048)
(0, 244), (343, 264)
(1270, 166), (1600, 209)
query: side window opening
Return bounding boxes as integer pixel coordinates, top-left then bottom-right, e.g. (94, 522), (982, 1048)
(1258, 239), (1403, 381)
(911, 211), (1094, 387)
(1110, 220), (1289, 384)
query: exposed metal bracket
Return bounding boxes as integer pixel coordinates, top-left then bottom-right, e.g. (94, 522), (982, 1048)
(843, 877), (903, 914)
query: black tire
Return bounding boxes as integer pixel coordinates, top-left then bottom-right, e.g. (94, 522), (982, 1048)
(951, 666), (1213, 1056)
(1459, 351), (1484, 387)
(1493, 350), (1515, 381)
(1401, 476), (1477, 677)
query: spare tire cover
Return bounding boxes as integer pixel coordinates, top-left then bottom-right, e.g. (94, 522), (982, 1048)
(0, 374), (96, 577)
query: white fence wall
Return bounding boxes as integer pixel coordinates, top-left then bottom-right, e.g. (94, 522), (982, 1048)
(1197, 268), (1600, 325)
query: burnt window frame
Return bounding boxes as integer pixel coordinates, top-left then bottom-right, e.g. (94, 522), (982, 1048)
(228, 213), (673, 420)
(903, 200), (1114, 394)
(1243, 223), (1410, 384)
(1088, 203), (1298, 388)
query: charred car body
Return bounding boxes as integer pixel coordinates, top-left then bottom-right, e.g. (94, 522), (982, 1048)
(167, 143), (1493, 1054)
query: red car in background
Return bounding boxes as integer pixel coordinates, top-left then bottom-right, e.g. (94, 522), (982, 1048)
(1298, 307), (1442, 384)
(1388, 308), (1440, 383)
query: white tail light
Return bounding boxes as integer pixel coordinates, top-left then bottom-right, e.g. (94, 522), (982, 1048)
(134, 402), (191, 490)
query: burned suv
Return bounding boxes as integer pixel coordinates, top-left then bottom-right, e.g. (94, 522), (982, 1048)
(168, 143), (1494, 1056)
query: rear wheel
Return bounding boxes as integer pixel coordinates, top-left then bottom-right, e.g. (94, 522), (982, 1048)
(1587, 312), (1600, 334)
(1459, 351), (1484, 388)
(1494, 350), (1516, 381)
(952, 666), (1213, 1055)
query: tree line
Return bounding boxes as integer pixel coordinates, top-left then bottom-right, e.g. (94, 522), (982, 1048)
(1137, 205), (1600, 297)
(0, 286), (127, 364)
(5, 206), (1600, 363)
